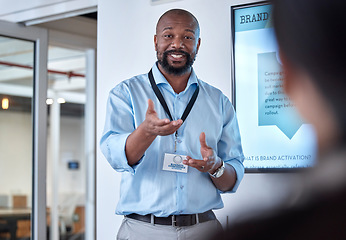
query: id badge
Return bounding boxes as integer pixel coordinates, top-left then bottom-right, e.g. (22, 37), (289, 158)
(162, 153), (188, 173)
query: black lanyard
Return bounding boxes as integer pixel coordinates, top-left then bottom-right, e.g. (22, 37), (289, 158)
(148, 68), (199, 137)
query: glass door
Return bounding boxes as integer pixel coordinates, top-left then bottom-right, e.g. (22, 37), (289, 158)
(47, 46), (88, 240)
(0, 21), (48, 240)
(45, 27), (96, 240)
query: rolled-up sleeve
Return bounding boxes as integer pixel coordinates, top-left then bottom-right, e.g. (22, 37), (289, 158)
(100, 84), (138, 174)
(218, 95), (245, 193)
(225, 158), (244, 193)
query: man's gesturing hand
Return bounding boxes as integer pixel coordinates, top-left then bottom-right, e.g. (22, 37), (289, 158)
(143, 99), (183, 136)
(183, 132), (222, 173)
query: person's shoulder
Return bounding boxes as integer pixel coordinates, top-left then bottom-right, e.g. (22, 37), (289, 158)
(120, 72), (148, 87)
(111, 72), (149, 93)
(198, 79), (224, 96)
(198, 79), (231, 106)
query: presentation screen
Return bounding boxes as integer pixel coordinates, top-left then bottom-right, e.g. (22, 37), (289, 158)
(231, 2), (317, 172)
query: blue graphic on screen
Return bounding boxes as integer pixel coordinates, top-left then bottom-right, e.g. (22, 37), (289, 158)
(232, 3), (317, 170)
(258, 52), (303, 139)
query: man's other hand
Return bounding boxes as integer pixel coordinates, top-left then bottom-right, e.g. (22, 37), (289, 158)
(184, 132), (222, 173)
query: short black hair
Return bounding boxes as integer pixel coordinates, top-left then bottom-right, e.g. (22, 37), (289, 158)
(156, 9), (200, 37)
(272, 0), (346, 142)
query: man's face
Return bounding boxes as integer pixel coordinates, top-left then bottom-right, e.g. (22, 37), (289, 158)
(154, 14), (201, 76)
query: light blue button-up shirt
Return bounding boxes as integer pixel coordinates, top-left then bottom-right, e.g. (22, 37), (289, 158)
(100, 63), (244, 217)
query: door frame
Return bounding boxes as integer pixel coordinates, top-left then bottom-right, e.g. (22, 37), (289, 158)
(0, 20), (48, 240)
(47, 27), (97, 240)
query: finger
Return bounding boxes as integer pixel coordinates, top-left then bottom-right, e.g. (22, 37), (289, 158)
(147, 99), (156, 114)
(153, 118), (171, 126)
(154, 118), (182, 127)
(172, 119), (183, 126)
(187, 159), (205, 168)
(155, 122), (182, 135)
(199, 132), (209, 149)
(183, 156), (192, 164)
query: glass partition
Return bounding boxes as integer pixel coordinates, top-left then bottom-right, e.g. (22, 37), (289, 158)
(0, 20), (95, 240)
(0, 35), (34, 240)
(47, 46), (87, 240)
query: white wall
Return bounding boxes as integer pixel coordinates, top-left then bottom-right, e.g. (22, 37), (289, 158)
(0, 111), (85, 208)
(0, 111), (32, 206)
(97, 0), (300, 239)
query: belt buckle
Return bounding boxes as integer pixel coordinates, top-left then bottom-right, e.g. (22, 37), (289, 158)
(172, 215), (177, 227)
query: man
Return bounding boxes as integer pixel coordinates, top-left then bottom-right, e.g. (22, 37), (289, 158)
(100, 9), (244, 240)
(212, 0), (346, 239)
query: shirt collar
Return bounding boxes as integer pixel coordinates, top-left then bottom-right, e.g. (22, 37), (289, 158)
(151, 62), (198, 92)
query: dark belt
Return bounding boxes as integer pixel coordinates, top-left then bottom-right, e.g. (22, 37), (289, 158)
(126, 210), (216, 227)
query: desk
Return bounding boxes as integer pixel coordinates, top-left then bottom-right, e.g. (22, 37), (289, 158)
(0, 208), (31, 240)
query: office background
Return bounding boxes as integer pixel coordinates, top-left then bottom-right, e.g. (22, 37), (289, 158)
(97, 0), (301, 239)
(0, 0), (303, 239)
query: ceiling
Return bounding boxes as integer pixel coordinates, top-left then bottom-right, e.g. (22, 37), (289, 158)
(0, 35), (86, 97)
(0, 35), (86, 116)
(0, 0), (97, 24)
(0, 13), (97, 116)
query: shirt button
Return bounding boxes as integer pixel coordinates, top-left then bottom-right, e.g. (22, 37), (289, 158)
(177, 139), (182, 144)
(180, 185), (184, 189)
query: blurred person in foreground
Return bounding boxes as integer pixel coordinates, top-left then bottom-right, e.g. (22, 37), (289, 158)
(212, 0), (346, 239)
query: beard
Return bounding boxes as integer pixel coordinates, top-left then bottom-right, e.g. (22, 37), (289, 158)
(157, 50), (196, 76)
